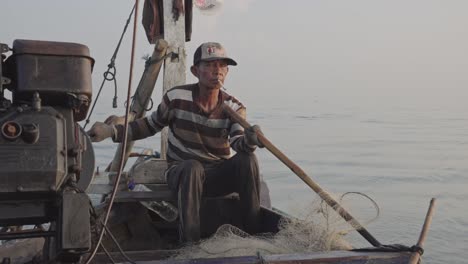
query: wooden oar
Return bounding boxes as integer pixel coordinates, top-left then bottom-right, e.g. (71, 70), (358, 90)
(222, 103), (382, 247)
(408, 198), (436, 264)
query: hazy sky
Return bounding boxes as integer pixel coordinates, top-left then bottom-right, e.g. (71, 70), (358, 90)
(2, 0), (468, 112)
(2, 3), (466, 261)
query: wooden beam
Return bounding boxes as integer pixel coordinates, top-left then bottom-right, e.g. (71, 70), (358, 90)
(160, 0), (187, 159)
(109, 40), (168, 173)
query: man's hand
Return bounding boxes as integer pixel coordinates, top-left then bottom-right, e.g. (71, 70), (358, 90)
(87, 122), (115, 142)
(244, 125), (264, 148)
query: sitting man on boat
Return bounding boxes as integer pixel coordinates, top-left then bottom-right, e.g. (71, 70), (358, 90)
(87, 42), (264, 243)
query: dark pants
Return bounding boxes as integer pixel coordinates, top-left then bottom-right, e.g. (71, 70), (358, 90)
(166, 152), (260, 242)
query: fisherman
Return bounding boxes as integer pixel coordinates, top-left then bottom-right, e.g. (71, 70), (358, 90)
(87, 42), (263, 243)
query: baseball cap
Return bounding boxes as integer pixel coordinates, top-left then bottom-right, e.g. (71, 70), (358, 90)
(193, 42), (237, 66)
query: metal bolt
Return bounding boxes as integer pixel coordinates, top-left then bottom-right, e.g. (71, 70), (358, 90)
(5, 123), (17, 136)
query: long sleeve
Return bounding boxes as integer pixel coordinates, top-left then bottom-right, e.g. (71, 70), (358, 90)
(113, 94), (170, 142)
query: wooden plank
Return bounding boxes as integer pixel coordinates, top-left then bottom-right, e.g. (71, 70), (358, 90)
(113, 188), (175, 203)
(90, 250), (177, 263)
(160, 0), (187, 159)
(87, 183), (173, 200)
(86, 171), (128, 194)
(86, 184), (118, 194)
(98, 251), (411, 264)
(264, 251), (411, 263)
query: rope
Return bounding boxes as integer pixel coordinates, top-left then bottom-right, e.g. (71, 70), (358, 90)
(124, 96), (154, 112)
(83, 3), (136, 129)
(317, 191), (380, 236)
(84, 0), (140, 262)
(339, 192), (380, 226)
(145, 52), (174, 68)
(411, 245), (424, 256)
(86, 196), (136, 264)
(100, 243), (117, 264)
(103, 222), (137, 264)
(64, 177), (136, 263)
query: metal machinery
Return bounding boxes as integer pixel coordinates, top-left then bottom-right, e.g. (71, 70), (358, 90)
(0, 39), (95, 262)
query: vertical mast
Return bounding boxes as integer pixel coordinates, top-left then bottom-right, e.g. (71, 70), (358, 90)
(160, 0), (187, 159)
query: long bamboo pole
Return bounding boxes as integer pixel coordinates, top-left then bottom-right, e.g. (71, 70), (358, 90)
(408, 198), (436, 264)
(222, 103), (382, 247)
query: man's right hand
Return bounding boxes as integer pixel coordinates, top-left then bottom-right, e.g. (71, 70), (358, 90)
(87, 122), (115, 142)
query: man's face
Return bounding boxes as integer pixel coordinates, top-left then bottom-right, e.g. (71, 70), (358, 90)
(194, 60), (229, 90)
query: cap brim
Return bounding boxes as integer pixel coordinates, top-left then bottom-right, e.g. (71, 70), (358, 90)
(199, 57), (237, 66)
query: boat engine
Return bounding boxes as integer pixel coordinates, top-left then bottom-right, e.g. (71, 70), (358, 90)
(0, 39), (95, 262)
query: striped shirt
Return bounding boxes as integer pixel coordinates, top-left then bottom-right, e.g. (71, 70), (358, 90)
(114, 83), (255, 163)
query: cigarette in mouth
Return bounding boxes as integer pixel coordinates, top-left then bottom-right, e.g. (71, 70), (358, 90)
(218, 79), (227, 90)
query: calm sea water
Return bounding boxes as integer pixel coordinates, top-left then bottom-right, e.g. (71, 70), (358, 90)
(91, 96), (467, 264)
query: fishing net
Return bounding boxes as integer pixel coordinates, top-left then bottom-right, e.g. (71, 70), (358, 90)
(172, 199), (356, 259)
